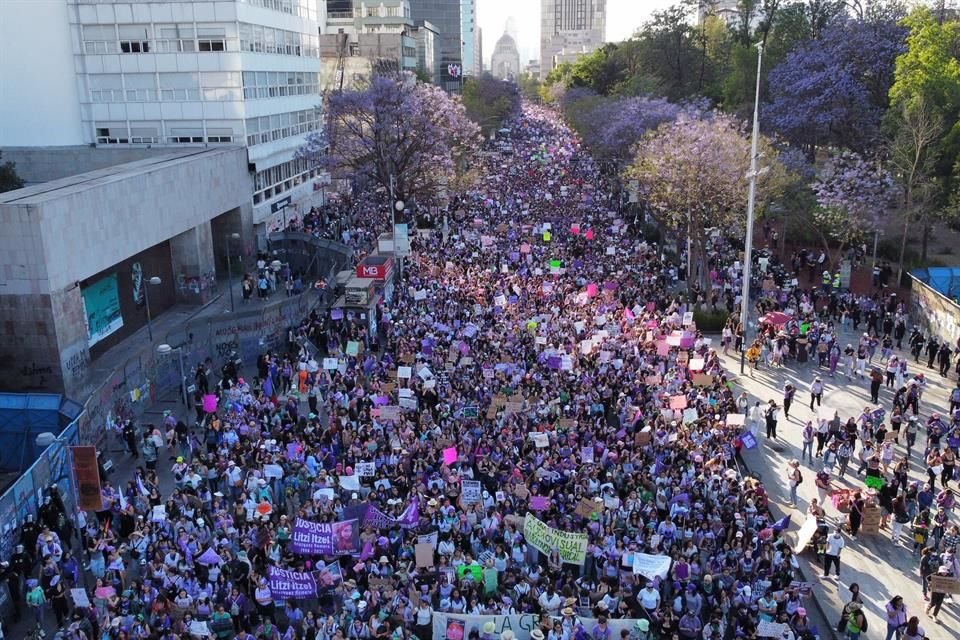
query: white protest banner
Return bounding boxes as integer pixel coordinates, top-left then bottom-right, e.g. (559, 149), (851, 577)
(431, 614), (540, 640)
(632, 553), (672, 580)
(418, 530), (439, 550)
(462, 480), (482, 504)
(356, 462), (376, 477)
(263, 464), (284, 480)
(523, 515), (588, 565)
(530, 433), (549, 448)
(323, 358), (339, 370)
(339, 475), (360, 491)
(397, 366), (412, 379)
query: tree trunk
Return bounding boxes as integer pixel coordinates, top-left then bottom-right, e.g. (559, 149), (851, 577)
(921, 223), (930, 262)
(896, 187), (913, 285)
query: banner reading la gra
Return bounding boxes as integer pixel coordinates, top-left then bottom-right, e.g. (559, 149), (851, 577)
(290, 518), (361, 555)
(522, 515), (588, 565)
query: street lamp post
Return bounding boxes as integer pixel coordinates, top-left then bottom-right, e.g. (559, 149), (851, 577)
(389, 174), (405, 280)
(143, 276), (162, 342)
(740, 42), (764, 375)
(225, 232), (240, 312)
(157, 343), (188, 406)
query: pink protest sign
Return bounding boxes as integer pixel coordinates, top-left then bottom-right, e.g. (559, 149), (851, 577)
(570, 223), (580, 235)
(443, 447), (458, 465)
(669, 395), (688, 410)
(202, 394), (218, 413)
(585, 229), (594, 241)
(586, 283), (598, 297)
(530, 496), (551, 511)
(520, 243), (531, 254)
(656, 341), (670, 356)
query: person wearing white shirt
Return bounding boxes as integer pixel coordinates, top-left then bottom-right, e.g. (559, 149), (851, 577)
(823, 528), (844, 578)
(638, 582), (661, 614)
(538, 586), (562, 616)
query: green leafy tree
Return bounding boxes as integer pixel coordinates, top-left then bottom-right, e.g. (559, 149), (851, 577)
(887, 5), (960, 260)
(0, 152), (24, 194)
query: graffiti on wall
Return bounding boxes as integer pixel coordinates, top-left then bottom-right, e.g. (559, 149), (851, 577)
(177, 271), (218, 296)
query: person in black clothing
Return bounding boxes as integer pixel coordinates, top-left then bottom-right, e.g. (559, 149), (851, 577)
(937, 343), (952, 377)
(926, 338), (939, 368)
(123, 419), (139, 459)
(910, 331), (925, 363)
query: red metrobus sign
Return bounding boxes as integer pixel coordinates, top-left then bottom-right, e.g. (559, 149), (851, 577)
(357, 263), (388, 280)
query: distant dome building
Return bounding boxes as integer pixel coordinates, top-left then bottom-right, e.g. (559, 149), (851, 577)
(491, 31), (520, 81)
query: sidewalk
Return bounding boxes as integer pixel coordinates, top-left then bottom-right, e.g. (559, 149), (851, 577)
(719, 325), (958, 640)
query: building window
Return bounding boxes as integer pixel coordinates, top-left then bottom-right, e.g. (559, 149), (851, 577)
(82, 25), (117, 54)
(244, 108), (321, 147)
(197, 27), (227, 51)
(253, 155), (322, 205)
(95, 123), (129, 144)
(242, 71), (318, 100)
(237, 22), (317, 57)
(118, 24), (151, 53)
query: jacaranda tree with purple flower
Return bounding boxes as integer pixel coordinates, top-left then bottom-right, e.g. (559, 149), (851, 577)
(812, 150), (897, 252)
(764, 16), (907, 159)
(297, 74), (481, 204)
(627, 111), (793, 290)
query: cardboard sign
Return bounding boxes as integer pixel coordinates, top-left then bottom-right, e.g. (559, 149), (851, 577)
(558, 418), (576, 429)
(575, 497), (602, 519)
(415, 543), (434, 568)
(504, 401), (523, 415)
(634, 430), (652, 446)
(492, 394), (508, 407)
(861, 505), (881, 534)
(669, 395), (688, 410)
(692, 373), (713, 386)
(929, 576), (960, 595)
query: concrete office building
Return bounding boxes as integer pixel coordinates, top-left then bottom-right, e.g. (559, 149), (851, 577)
(410, 0), (463, 90)
(539, 0), (606, 79)
(321, 0), (420, 87)
(0, 148), (252, 396)
(490, 31), (520, 81)
(0, 0), (327, 243)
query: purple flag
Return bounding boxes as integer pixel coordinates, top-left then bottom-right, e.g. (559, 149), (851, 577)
(364, 498), (420, 530)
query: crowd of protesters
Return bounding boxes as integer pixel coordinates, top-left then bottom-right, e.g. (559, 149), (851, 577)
(0, 104), (927, 640)
(734, 236), (960, 632)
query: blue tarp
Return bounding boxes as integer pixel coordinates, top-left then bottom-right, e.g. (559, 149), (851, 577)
(0, 393), (75, 473)
(912, 266), (960, 303)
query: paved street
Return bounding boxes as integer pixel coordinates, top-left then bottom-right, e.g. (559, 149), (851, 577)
(718, 325), (959, 640)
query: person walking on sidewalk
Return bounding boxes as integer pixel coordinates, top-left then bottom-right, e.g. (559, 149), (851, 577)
(823, 527), (844, 578)
(783, 384), (796, 420)
(787, 460), (802, 507)
(884, 595), (907, 640)
(765, 400), (779, 439)
(801, 421), (815, 464)
(809, 376), (824, 410)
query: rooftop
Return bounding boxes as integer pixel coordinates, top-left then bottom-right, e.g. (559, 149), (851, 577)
(0, 147), (242, 206)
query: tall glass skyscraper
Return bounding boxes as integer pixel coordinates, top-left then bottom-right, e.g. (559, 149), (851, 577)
(411, 0), (463, 89)
(539, 0), (606, 79)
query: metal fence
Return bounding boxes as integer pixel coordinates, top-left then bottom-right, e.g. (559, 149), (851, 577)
(73, 235), (355, 449)
(75, 289), (328, 449)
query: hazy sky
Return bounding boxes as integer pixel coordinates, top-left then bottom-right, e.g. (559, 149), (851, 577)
(478, 0), (677, 68)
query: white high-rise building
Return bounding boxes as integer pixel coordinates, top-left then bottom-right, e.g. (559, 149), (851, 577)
(0, 0), (327, 232)
(460, 0), (477, 77)
(539, 0), (605, 79)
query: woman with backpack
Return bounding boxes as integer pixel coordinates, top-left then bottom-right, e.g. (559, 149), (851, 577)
(844, 602), (867, 640)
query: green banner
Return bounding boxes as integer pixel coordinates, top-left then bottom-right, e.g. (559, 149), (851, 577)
(522, 515), (588, 565)
(83, 273), (123, 346)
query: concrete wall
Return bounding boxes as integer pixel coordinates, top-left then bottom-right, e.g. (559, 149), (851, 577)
(0, 146), (174, 183)
(0, 0), (86, 146)
(0, 147), (253, 395)
(15, 148), (252, 292)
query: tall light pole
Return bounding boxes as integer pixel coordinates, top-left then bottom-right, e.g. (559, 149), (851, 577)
(225, 232), (240, 312)
(143, 276), (162, 342)
(389, 174), (405, 280)
(157, 343), (188, 406)
(740, 42), (764, 374)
